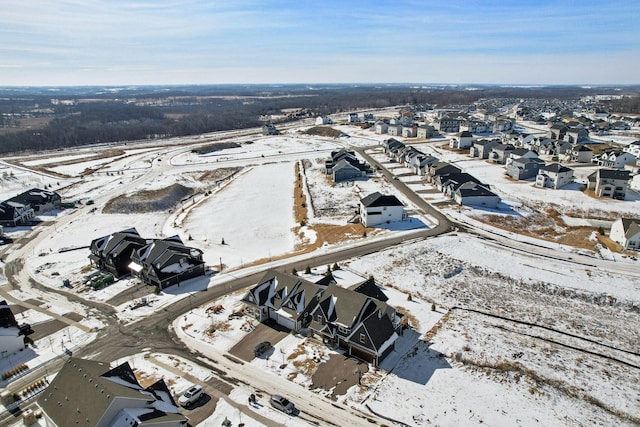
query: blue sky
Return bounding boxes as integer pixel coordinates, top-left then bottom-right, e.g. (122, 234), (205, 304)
(1, 0), (638, 86)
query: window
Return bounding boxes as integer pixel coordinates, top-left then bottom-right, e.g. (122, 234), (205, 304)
(359, 333), (366, 344)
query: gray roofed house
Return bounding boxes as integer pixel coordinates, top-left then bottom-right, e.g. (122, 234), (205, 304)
(426, 162), (463, 183)
(359, 192), (405, 227)
(8, 188), (61, 213)
(0, 200), (35, 227)
(570, 144), (593, 163)
(535, 163), (574, 189)
(489, 143), (516, 164)
(89, 228), (150, 278)
(506, 157), (546, 180)
(129, 236), (205, 289)
(453, 182), (501, 208)
(309, 283), (401, 366)
(609, 218), (640, 251)
(38, 357), (188, 427)
(587, 168), (631, 199)
(241, 270), (324, 331)
(469, 139), (499, 159)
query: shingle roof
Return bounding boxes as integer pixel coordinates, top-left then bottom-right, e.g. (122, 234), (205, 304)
(542, 163), (572, 173)
(360, 192), (403, 208)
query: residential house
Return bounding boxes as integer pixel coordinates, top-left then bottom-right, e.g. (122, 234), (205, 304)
(241, 270), (324, 331)
(433, 116), (460, 133)
(469, 139), (499, 159)
(564, 127), (589, 143)
(598, 151), (637, 169)
(315, 116), (332, 125)
(347, 113), (360, 123)
(373, 121), (389, 134)
(492, 118), (513, 132)
(89, 228), (149, 278)
(38, 357), (188, 427)
(609, 218), (640, 251)
(414, 155), (439, 176)
(570, 144), (593, 163)
(426, 162), (462, 183)
(416, 124), (438, 139)
(507, 158), (546, 180)
(359, 192), (405, 227)
(555, 140), (574, 156)
(449, 131), (473, 149)
(383, 138), (405, 159)
(0, 200), (35, 227)
(548, 123), (568, 140)
(527, 138), (556, 155)
(387, 124), (402, 136)
(489, 143), (516, 164)
(9, 188), (61, 213)
(332, 159), (368, 182)
(452, 183), (501, 208)
(624, 140), (640, 157)
(262, 123), (280, 135)
(434, 172), (484, 196)
(587, 169), (631, 199)
(0, 300), (26, 358)
(402, 126), (417, 138)
(309, 283), (401, 366)
(506, 148), (539, 164)
(535, 163), (574, 189)
(129, 236), (205, 289)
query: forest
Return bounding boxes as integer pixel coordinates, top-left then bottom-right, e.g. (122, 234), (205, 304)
(0, 84), (638, 155)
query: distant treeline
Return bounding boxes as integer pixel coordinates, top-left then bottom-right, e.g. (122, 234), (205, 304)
(0, 85), (637, 154)
(602, 96), (640, 115)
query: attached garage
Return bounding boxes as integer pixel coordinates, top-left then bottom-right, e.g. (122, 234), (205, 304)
(349, 345), (375, 364)
(269, 309), (296, 331)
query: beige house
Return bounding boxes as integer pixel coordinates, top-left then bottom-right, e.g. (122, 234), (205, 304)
(609, 218), (640, 251)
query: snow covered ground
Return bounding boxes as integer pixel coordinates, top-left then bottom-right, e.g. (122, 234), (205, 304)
(1, 120), (639, 426)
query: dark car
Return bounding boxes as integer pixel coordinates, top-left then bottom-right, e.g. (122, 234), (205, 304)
(253, 341), (271, 357)
(269, 394), (295, 414)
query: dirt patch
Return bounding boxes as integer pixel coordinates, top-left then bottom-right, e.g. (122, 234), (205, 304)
(194, 167), (242, 183)
(304, 126), (342, 138)
(311, 353), (367, 399)
(103, 183), (195, 213)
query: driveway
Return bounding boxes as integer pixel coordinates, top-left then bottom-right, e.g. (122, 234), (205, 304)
(228, 319), (290, 362)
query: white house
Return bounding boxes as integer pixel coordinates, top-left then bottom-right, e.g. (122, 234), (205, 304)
(623, 140), (640, 157)
(570, 144), (593, 163)
(450, 131), (473, 149)
(359, 192), (405, 227)
(609, 218), (640, 251)
(535, 163), (574, 189)
(598, 151), (637, 169)
(315, 116), (332, 125)
(374, 121), (389, 134)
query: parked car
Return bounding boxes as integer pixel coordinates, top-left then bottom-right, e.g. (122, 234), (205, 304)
(269, 394), (295, 414)
(178, 385), (204, 407)
(253, 341), (271, 357)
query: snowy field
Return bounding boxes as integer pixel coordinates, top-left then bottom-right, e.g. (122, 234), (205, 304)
(1, 120), (639, 426)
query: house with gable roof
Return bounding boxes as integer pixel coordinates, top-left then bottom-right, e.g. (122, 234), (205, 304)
(241, 270), (324, 331)
(38, 357), (188, 427)
(489, 143), (516, 164)
(609, 218), (640, 251)
(129, 236), (205, 289)
(535, 163), (574, 189)
(0, 200), (35, 227)
(359, 192), (405, 227)
(506, 157), (546, 180)
(597, 151), (637, 169)
(452, 183), (501, 208)
(309, 283), (401, 366)
(469, 139), (499, 159)
(89, 228), (150, 278)
(587, 169), (630, 199)
(570, 144), (593, 163)
(9, 188), (61, 213)
(623, 140), (640, 157)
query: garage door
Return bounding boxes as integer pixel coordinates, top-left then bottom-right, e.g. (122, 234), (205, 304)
(350, 346), (375, 364)
(269, 310), (296, 331)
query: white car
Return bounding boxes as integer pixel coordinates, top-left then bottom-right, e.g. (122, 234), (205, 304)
(178, 385), (204, 407)
(269, 394), (295, 414)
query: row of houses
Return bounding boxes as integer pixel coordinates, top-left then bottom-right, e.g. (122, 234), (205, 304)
(383, 138), (502, 208)
(242, 269), (403, 366)
(89, 228), (205, 289)
(0, 188), (61, 227)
